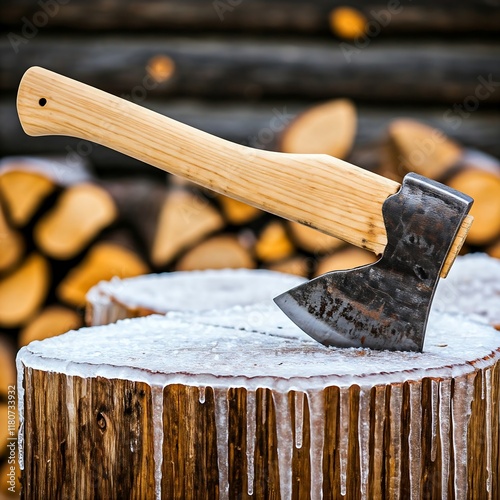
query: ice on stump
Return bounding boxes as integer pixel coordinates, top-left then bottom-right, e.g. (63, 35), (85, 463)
(434, 253), (500, 328)
(86, 268), (306, 325)
(17, 299), (500, 499)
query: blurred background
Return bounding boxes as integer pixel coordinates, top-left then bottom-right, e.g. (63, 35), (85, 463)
(0, 1), (499, 494)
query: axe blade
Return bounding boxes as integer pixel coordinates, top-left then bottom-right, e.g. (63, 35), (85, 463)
(274, 173), (473, 352)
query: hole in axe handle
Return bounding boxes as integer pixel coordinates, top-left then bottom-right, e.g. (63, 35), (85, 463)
(441, 214), (474, 279)
(38, 98), (47, 107)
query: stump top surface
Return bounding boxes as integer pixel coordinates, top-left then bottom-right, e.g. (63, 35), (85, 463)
(434, 253), (500, 327)
(86, 268), (306, 313)
(19, 302), (500, 390)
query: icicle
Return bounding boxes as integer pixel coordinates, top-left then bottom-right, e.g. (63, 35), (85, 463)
(430, 380), (439, 463)
(295, 391), (304, 449)
(358, 388), (370, 500)
(452, 373), (475, 500)
(482, 369), (486, 399)
(151, 385), (164, 500)
(66, 377), (76, 461)
(439, 379), (451, 500)
(246, 390), (256, 496)
(485, 369), (492, 498)
(389, 385), (402, 499)
(199, 386), (206, 404)
(214, 388), (230, 500)
(272, 391), (293, 500)
(408, 383), (422, 500)
(373, 386), (386, 495)
(338, 388), (350, 497)
(307, 390), (325, 500)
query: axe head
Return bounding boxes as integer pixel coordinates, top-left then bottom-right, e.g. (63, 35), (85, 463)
(274, 173), (473, 352)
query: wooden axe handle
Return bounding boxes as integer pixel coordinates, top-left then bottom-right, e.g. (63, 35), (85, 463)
(17, 67), (470, 277)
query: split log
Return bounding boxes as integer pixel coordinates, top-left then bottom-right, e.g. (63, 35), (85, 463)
(19, 305), (82, 347)
(255, 222), (294, 263)
(288, 222), (344, 255)
(314, 247), (377, 277)
(0, 336), (16, 396)
(2, 0), (499, 34)
(434, 253), (500, 331)
(152, 189), (224, 267)
(57, 239), (149, 308)
(3, 38), (500, 103)
(0, 204), (24, 274)
(106, 181), (224, 267)
(217, 196), (262, 226)
(267, 257), (310, 278)
(0, 253), (49, 328)
(0, 155), (90, 227)
(34, 183), (117, 260)
(487, 241), (500, 260)
(17, 302), (500, 498)
(384, 120), (500, 245)
(85, 269), (305, 327)
(279, 99), (356, 159)
(175, 235), (254, 271)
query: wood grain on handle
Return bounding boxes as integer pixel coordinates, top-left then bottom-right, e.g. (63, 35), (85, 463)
(17, 67), (468, 277)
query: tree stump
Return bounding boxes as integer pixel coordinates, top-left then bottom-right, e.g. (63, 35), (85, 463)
(85, 269), (305, 326)
(18, 301), (500, 499)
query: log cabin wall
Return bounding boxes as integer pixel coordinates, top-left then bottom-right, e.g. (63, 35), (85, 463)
(0, 2), (499, 496)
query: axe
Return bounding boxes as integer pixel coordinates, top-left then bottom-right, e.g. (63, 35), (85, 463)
(16, 67), (473, 352)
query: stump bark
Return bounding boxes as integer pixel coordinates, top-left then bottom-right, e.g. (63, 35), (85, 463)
(18, 299), (500, 499)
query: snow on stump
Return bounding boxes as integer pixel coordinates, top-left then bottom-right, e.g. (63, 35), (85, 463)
(17, 298), (500, 499)
(85, 269), (306, 326)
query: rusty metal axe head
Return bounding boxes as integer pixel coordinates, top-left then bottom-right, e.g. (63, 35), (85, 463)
(274, 173), (473, 352)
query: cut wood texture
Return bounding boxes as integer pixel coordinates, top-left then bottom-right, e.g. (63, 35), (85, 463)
(16, 67), (470, 277)
(85, 269), (305, 327)
(0, 155), (90, 226)
(384, 119), (500, 246)
(19, 305), (82, 347)
(217, 196), (262, 225)
(0, 204), (23, 274)
(152, 189), (224, 267)
(34, 183), (117, 259)
(175, 236), (254, 272)
(267, 257), (310, 278)
(255, 222), (294, 263)
(314, 247), (378, 277)
(17, 300), (500, 498)
(57, 241), (149, 308)
(279, 99), (357, 159)
(288, 222), (344, 254)
(0, 253), (49, 328)
(487, 240), (500, 260)
(447, 170), (500, 245)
